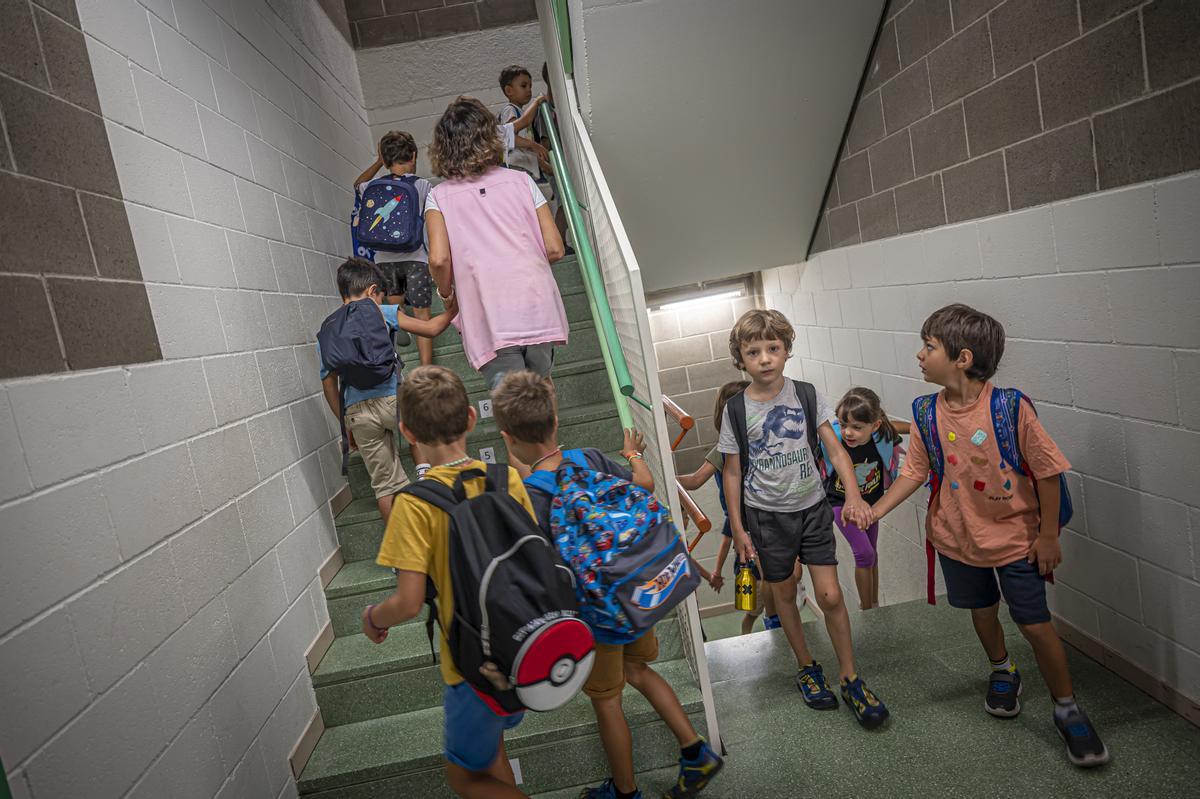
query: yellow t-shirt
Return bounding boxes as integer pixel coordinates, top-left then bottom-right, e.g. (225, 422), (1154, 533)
(376, 460), (537, 686)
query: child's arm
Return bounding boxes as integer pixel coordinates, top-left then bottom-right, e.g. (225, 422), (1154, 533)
(890, 419), (911, 435)
(514, 134), (551, 164)
(818, 421), (869, 527)
(677, 461), (717, 492)
(711, 536), (733, 593)
(353, 153), (384, 188)
(868, 475), (924, 523)
(622, 428), (654, 492)
(321, 373), (340, 421)
(393, 294), (459, 338)
(722, 454), (755, 563)
(361, 570), (426, 642)
(1028, 475), (1063, 575)
(511, 95), (546, 133)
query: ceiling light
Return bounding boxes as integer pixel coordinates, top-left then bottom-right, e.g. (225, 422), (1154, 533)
(655, 287), (745, 312)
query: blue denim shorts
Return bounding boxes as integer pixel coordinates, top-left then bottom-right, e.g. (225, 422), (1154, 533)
(443, 682), (524, 771)
(937, 553), (1051, 625)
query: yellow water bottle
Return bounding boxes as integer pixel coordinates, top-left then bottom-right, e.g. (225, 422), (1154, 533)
(735, 564), (757, 612)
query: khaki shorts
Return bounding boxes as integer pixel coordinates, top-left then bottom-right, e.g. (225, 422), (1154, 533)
(583, 627), (659, 700)
(344, 395), (408, 499)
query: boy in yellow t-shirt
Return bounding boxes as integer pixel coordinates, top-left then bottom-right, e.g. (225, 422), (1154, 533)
(360, 365), (535, 799)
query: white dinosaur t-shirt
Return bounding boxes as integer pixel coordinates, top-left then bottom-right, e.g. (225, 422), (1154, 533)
(718, 381), (835, 512)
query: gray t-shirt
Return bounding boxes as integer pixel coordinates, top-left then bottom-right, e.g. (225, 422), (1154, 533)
(717, 381), (835, 512)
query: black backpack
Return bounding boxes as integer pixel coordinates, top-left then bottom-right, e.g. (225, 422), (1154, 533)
(724, 379), (822, 523)
(355, 174), (424, 253)
(315, 298), (399, 472)
(400, 466), (596, 715)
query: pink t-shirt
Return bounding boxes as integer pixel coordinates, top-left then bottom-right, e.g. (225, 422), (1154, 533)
(428, 166), (568, 370)
(900, 383), (1071, 568)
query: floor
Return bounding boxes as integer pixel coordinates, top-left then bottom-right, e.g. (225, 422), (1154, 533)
(536, 599), (1200, 798)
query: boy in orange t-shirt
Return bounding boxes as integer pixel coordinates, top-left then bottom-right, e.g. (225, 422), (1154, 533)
(870, 304), (1109, 768)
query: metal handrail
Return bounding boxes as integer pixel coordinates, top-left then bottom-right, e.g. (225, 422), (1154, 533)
(538, 102), (641, 429)
(677, 483), (711, 536)
(662, 396), (694, 451)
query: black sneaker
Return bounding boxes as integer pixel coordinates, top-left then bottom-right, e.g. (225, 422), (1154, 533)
(984, 670), (1022, 717)
(1054, 708), (1111, 767)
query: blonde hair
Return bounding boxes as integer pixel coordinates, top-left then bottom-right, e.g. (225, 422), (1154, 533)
(429, 96), (505, 179)
(727, 309), (795, 369)
(491, 370), (557, 444)
(836, 387), (901, 444)
(397, 366), (471, 445)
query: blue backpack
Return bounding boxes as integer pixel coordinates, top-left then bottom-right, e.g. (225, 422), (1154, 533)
(354, 174), (424, 253)
(912, 387), (1073, 602)
(316, 299), (399, 472)
(526, 450), (701, 644)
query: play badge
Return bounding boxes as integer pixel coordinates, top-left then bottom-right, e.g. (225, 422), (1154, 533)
(948, 431), (957, 442)
(971, 429), (987, 446)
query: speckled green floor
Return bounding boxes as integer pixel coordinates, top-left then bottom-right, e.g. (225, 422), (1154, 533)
(700, 603), (819, 643)
(535, 600), (1200, 798)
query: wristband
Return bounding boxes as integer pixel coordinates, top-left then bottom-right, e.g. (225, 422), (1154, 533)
(366, 604), (388, 633)
(436, 285), (454, 301)
(622, 452), (644, 461)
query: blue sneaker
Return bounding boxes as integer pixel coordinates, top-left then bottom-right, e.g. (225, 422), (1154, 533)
(985, 669), (1022, 717)
(664, 738), (723, 798)
(580, 778), (641, 799)
(840, 675), (890, 729)
(795, 661), (838, 709)
(763, 614), (781, 630)
(1054, 708), (1111, 768)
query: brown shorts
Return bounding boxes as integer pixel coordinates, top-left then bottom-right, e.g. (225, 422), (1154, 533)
(344, 395), (409, 499)
(582, 627), (659, 700)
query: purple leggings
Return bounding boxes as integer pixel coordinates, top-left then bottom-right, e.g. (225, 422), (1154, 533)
(832, 505), (879, 568)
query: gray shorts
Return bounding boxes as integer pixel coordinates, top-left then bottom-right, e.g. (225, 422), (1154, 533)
(478, 344), (555, 390)
(746, 501), (837, 583)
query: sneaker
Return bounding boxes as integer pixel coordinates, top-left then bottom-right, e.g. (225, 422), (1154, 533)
(580, 778), (641, 799)
(664, 738), (723, 798)
(762, 614), (782, 630)
(984, 669), (1022, 717)
(1054, 708), (1111, 768)
(840, 676), (890, 729)
(795, 661), (838, 709)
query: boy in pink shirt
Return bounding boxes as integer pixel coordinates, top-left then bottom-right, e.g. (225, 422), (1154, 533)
(870, 304), (1110, 768)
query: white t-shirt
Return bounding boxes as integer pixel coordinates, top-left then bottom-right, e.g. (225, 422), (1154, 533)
(717, 381), (835, 512)
(356, 172), (431, 263)
(498, 102), (542, 177)
(424, 172), (547, 214)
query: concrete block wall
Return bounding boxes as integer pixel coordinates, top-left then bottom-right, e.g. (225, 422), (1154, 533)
(356, 21), (545, 170)
(346, 0), (538, 49)
(0, 1), (372, 796)
(813, 0), (1200, 253)
(762, 170), (1200, 703)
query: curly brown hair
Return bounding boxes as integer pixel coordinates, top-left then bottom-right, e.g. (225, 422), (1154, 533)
(429, 96), (504, 179)
(727, 309), (795, 369)
(379, 130), (417, 167)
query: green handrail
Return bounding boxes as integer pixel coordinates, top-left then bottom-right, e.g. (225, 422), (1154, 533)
(539, 102), (637, 430)
(552, 0), (573, 74)
(1, 760), (12, 799)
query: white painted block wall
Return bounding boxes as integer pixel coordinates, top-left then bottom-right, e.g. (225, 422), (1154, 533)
(356, 23), (546, 167)
(0, 1), (372, 796)
(761, 172), (1200, 703)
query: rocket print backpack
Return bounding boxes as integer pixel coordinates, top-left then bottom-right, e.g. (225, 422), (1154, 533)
(355, 174), (424, 252)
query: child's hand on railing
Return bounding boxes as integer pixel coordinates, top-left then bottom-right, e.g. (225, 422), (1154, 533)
(622, 428), (647, 458)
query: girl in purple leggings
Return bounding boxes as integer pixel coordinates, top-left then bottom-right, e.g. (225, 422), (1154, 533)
(820, 388), (909, 610)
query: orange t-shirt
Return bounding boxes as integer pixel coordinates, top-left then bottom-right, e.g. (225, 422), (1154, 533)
(900, 383), (1070, 568)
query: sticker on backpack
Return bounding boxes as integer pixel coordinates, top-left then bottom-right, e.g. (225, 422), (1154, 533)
(632, 553), (692, 610)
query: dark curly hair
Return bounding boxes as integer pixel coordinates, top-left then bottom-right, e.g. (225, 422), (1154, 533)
(429, 96), (504, 179)
(499, 65), (531, 89)
(379, 130), (417, 167)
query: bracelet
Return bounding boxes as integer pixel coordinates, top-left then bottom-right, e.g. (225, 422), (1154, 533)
(366, 604), (388, 633)
(623, 452), (644, 461)
(436, 285), (454, 301)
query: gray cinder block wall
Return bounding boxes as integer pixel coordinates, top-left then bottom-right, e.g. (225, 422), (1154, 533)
(0, 1), (373, 796)
(765, 0), (1200, 705)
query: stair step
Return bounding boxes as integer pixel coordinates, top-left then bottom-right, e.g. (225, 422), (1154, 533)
(530, 765), (681, 799)
(325, 558), (396, 600)
(297, 658), (702, 796)
(314, 619), (686, 727)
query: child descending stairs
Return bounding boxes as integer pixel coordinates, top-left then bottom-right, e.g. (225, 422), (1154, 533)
(297, 258), (708, 797)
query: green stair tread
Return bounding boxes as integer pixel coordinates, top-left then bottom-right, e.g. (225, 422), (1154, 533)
(298, 658), (702, 793)
(530, 765), (681, 799)
(334, 497), (383, 528)
(324, 559), (395, 599)
(313, 624), (436, 687)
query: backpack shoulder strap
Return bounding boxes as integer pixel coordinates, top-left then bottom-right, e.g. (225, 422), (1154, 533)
(873, 431), (896, 481)
(912, 393), (944, 477)
(399, 479), (460, 515)
(484, 463), (510, 495)
(793, 380), (822, 467)
(820, 418), (841, 477)
(991, 387), (1026, 471)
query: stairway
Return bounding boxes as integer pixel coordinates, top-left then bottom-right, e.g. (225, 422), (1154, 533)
(297, 257), (706, 797)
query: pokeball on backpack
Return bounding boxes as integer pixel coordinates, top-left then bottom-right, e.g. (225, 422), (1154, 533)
(512, 616), (595, 711)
